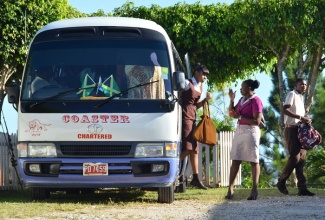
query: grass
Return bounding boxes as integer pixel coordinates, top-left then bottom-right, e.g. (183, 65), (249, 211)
(0, 187), (325, 219)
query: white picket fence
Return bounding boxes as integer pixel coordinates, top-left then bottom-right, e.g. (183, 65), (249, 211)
(187, 131), (241, 187)
(0, 131), (240, 190)
(0, 132), (21, 190)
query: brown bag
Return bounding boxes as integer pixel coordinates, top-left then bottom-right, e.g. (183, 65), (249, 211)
(193, 102), (217, 146)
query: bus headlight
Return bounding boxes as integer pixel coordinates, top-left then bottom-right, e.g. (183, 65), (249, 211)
(17, 143), (27, 157)
(165, 143), (177, 157)
(134, 143), (178, 158)
(135, 144), (164, 158)
(28, 143), (57, 157)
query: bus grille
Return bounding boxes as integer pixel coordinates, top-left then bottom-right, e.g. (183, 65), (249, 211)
(60, 145), (132, 156)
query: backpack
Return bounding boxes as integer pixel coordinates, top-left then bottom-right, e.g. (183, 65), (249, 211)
(297, 122), (322, 150)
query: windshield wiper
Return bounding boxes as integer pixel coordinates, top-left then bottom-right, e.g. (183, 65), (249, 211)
(30, 85), (97, 109)
(94, 80), (159, 108)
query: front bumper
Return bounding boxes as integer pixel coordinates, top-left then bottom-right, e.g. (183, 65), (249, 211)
(18, 157), (179, 188)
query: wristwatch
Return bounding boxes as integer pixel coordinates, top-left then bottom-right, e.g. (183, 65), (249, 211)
(238, 115), (242, 120)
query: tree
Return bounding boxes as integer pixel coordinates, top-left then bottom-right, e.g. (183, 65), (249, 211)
(0, 0), (82, 98)
(111, 1), (325, 186)
(305, 146), (325, 185)
(112, 2), (258, 84)
(311, 76), (325, 138)
(229, 0), (325, 186)
(2, 0), (324, 186)
(304, 76), (325, 185)
(89, 9), (106, 17)
(238, 0), (324, 118)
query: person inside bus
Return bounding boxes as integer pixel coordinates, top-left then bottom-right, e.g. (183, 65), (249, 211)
(124, 52), (165, 99)
(180, 63), (212, 190)
(31, 66), (58, 94)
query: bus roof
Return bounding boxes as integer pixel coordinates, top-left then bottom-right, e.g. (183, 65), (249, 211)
(36, 17), (170, 41)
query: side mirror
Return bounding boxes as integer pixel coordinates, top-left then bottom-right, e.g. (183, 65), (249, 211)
(5, 84), (20, 105)
(172, 71), (185, 92)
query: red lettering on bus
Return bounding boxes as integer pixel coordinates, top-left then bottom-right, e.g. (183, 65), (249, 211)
(120, 115), (130, 123)
(62, 115), (70, 123)
(71, 115), (79, 123)
(91, 115), (99, 123)
(110, 115), (118, 123)
(81, 115), (90, 123)
(63, 115), (129, 124)
(77, 133), (112, 139)
(99, 115), (109, 123)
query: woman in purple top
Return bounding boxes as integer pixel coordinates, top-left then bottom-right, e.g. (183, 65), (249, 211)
(226, 79), (263, 200)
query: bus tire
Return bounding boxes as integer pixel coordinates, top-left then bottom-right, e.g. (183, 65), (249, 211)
(66, 189), (80, 194)
(175, 175), (187, 193)
(80, 188), (95, 194)
(175, 180), (186, 193)
(158, 186), (174, 203)
(31, 187), (50, 200)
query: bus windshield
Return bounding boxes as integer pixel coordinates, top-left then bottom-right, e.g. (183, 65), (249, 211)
(21, 40), (171, 101)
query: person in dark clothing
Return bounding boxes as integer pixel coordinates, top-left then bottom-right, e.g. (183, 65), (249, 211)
(180, 63), (212, 190)
(276, 78), (315, 196)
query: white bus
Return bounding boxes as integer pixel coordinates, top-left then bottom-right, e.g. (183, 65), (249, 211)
(6, 17), (186, 203)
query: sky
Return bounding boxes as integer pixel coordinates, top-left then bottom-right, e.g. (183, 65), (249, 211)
(2, 0), (273, 134)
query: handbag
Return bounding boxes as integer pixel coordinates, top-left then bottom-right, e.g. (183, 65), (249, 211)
(193, 102), (217, 146)
(297, 122), (322, 150)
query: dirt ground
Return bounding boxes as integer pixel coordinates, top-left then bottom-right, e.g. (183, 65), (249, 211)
(14, 195), (325, 220)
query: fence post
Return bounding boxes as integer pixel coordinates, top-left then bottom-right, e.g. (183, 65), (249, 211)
(0, 138), (3, 188)
(0, 133), (20, 190)
(204, 144), (210, 186)
(212, 141), (218, 187)
(195, 131), (241, 188)
(198, 144), (203, 181)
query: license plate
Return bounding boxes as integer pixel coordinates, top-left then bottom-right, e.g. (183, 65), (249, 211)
(83, 162), (108, 176)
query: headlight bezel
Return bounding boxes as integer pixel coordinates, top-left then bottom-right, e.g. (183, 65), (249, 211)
(27, 143), (57, 158)
(134, 142), (178, 158)
(135, 143), (164, 158)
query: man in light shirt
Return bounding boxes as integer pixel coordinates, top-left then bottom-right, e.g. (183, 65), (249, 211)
(276, 78), (314, 196)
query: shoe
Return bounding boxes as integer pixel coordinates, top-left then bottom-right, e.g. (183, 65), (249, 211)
(225, 194), (234, 199)
(276, 182), (289, 195)
(247, 191), (258, 200)
(179, 175), (184, 183)
(298, 189), (315, 196)
(190, 179), (208, 190)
